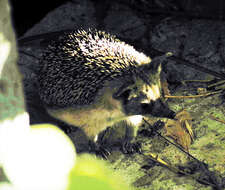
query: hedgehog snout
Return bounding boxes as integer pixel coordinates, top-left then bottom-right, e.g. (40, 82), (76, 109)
(113, 89), (175, 119)
(141, 99), (175, 119)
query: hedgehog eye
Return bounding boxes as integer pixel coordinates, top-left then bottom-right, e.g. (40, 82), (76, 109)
(121, 89), (131, 99)
(112, 80), (134, 99)
(113, 89), (131, 100)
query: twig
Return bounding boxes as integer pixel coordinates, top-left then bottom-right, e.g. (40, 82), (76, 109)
(19, 50), (40, 60)
(152, 48), (225, 80)
(18, 29), (73, 46)
(142, 120), (220, 189)
(207, 80), (225, 89)
(182, 79), (213, 83)
(143, 119), (201, 162)
(209, 115), (225, 125)
(144, 153), (217, 188)
(165, 90), (222, 99)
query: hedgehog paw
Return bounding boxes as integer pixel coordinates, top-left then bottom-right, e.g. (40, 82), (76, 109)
(89, 141), (111, 159)
(95, 146), (111, 159)
(121, 141), (142, 154)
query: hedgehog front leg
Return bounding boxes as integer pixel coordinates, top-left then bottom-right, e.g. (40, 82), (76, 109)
(88, 137), (112, 159)
(121, 115), (143, 154)
(96, 116), (143, 155)
(81, 125), (113, 159)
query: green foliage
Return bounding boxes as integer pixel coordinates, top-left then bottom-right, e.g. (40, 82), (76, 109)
(0, 79), (24, 121)
(69, 175), (115, 190)
(67, 154), (131, 190)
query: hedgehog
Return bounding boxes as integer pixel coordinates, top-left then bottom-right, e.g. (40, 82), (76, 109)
(38, 29), (175, 154)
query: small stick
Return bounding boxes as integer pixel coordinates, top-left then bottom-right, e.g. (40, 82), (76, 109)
(207, 80), (225, 88)
(182, 79), (213, 83)
(209, 115), (225, 125)
(152, 48), (225, 80)
(143, 153), (217, 188)
(143, 119), (200, 162)
(19, 50), (40, 60)
(165, 90), (222, 99)
(142, 120), (219, 189)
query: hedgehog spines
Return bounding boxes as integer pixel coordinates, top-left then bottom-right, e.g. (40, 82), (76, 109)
(38, 29), (152, 108)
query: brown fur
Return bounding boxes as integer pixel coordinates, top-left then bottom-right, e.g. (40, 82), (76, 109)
(47, 85), (126, 140)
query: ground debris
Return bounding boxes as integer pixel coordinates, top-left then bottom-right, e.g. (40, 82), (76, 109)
(177, 161), (225, 190)
(165, 109), (194, 151)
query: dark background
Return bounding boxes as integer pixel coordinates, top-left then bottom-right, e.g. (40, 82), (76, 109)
(10, 0), (68, 36)
(9, 0), (225, 37)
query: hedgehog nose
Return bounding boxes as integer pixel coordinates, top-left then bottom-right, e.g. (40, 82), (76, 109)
(141, 99), (175, 119)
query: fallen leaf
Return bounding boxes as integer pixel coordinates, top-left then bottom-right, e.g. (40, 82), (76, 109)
(165, 109), (194, 151)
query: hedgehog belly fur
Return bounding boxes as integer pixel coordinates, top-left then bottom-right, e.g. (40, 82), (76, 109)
(47, 86), (127, 140)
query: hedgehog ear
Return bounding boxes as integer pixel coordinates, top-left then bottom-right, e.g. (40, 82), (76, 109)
(149, 53), (171, 74)
(148, 58), (161, 74)
(152, 60), (161, 74)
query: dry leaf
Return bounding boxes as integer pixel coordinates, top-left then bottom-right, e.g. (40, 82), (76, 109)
(161, 80), (171, 98)
(165, 109), (194, 151)
(197, 88), (207, 95)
